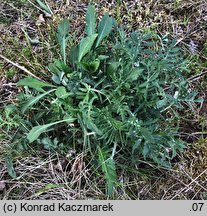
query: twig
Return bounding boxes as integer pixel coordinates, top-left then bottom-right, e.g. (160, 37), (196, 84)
(2, 83), (17, 87)
(171, 168), (207, 199)
(179, 132), (207, 136)
(0, 54), (41, 80)
(188, 70), (207, 82)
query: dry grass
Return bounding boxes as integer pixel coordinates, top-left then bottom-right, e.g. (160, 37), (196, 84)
(0, 0), (207, 200)
(1, 140), (206, 199)
(0, 150), (106, 200)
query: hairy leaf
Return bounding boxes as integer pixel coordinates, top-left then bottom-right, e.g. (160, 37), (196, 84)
(95, 13), (113, 47)
(27, 118), (75, 143)
(35, 0), (52, 15)
(98, 147), (117, 197)
(69, 46), (79, 66)
(21, 89), (55, 113)
(85, 5), (96, 36)
(57, 19), (70, 63)
(17, 77), (55, 92)
(78, 34), (98, 62)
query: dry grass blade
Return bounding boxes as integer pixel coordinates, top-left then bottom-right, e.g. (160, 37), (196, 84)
(171, 169), (207, 200)
(0, 54), (40, 80)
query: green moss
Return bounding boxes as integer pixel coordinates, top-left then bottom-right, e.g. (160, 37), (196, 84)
(21, 47), (32, 58)
(5, 69), (16, 79)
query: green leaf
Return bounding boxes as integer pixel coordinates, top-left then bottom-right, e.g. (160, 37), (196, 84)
(78, 34), (98, 62)
(69, 46), (79, 66)
(81, 59), (100, 73)
(85, 5), (96, 36)
(57, 19), (70, 38)
(98, 55), (109, 60)
(52, 74), (61, 84)
(143, 143), (150, 159)
(107, 62), (121, 76)
(140, 127), (154, 142)
(27, 118), (75, 143)
(41, 137), (58, 150)
(55, 86), (69, 99)
(21, 89), (55, 113)
(98, 147), (117, 197)
(81, 62), (91, 72)
(57, 19), (70, 63)
(49, 60), (72, 75)
(156, 99), (167, 109)
(48, 63), (60, 75)
(90, 59), (100, 72)
(87, 121), (102, 136)
(132, 139), (142, 154)
(127, 69), (143, 81)
(95, 13), (113, 48)
(17, 77), (55, 92)
(54, 59), (72, 73)
(35, 0), (52, 15)
(5, 155), (17, 179)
